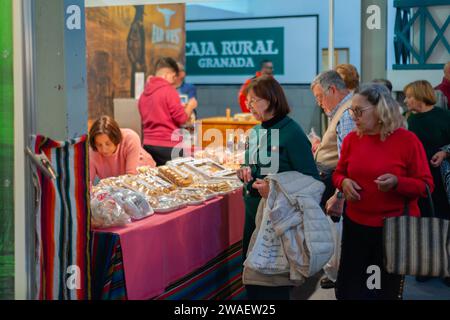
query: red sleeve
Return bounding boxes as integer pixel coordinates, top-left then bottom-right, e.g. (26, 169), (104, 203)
(167, 89), (188, 126)
(238, 80), (251, 113)
(394, 133), (434, 198)
(332, 133), (352, 190)
(123, 131), (142, 175)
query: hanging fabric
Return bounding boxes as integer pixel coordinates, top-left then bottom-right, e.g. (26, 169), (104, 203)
(31, 134), (91, 300)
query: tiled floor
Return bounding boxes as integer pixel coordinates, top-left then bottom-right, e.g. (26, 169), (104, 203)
(290, 272), (450, 300)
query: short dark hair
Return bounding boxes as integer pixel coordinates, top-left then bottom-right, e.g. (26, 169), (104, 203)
(260, 60), (273, 68)
(155, 57), (179, 74)
(89, 115), (123, 151)
(244, 76), (291, 118)
(373, 79), (393, 92)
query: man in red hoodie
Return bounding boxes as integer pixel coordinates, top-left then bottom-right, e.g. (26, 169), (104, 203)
(435, 61), (450, 109)
(138, 57), (197, 166)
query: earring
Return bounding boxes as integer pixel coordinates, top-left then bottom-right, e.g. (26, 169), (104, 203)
(378, 120), (383, 124)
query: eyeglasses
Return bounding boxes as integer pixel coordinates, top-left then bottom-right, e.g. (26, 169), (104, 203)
(245, 98), (264, 108)
(349, 105), (374, 118)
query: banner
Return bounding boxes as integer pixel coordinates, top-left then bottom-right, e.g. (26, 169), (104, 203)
(187, 27), (284, 76)
(86, 4), (186, 121)
(186, 16), (318, 84)
(0, 0), (14, 300)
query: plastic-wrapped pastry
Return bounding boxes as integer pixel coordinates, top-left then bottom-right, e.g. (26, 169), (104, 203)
(170, 163), (205, 183)
(137, 174), (176, 193)
(91, 188), (131, 228)
(90, 187), (153, 227)
(136, 166), (158, 175)
(174, 189), (206, 205)
(97, 177), (127, 189)
(190, 181), (232, 193)
(158, 165), (193, 187)
(150, 195), (186, 213)
(111, 188), (153, 220)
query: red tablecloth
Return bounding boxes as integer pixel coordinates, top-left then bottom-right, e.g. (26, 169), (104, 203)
(93, 190), (245, 300)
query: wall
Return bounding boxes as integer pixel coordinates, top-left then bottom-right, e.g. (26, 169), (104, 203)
(195, 85), (321, 135)
(387, 0), (450, 91)
(87, 0), (362, 134)
(187, 0), (361, 134)
(187, 0), (362, 71)
(0, 0), (14, 300)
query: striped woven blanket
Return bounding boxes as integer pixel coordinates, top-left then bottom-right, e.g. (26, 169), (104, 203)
(32, 135), (91, 300)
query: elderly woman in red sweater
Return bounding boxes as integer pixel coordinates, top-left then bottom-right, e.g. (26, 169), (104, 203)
(332, 83), (434, 300)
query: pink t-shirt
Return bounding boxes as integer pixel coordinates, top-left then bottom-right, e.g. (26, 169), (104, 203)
(89, 128), (156, 183)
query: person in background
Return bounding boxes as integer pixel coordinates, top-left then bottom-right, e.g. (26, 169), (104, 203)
(238, 60), (274, 113)
(435, 61), (450, 109)
(237, 76), (319, 299)
(138, 57), (197, 166)
(310, 70), (355, 289)
(333, 83), (434, 299)
(373, 79), (393, 93)
(404, 80), (450, 287)
(89, 115), (156, 185)
(175, 62), (198, 119)
(175, 62), (197, 101)
(335, 64), (360, 92)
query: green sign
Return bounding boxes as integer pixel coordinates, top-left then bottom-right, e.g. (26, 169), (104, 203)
(186, 27), (284, 76)
(0, 0), (14, 300)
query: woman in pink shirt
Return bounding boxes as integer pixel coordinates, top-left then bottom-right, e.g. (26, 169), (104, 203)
(89, 116), (156, 184)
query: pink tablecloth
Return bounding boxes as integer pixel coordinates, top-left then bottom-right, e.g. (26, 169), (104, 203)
(94, 190), (245, 300)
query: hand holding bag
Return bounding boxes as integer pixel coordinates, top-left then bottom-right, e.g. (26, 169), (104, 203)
(383, 185), (450, 277)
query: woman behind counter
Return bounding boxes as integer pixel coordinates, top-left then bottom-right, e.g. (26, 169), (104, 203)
(89, 116), (156, 185)
(237, 76), (319, 300)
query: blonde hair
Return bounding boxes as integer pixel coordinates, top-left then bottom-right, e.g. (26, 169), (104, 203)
(403, 80), (437, 106)
(355, 83), (406, 141)
(335, 64), (360, 90)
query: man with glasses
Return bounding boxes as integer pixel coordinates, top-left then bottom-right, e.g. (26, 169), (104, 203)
(238, 60), (275, 113)
(310, 70), (356, 290)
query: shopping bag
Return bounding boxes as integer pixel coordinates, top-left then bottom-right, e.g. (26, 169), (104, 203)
(244, 202), (290, 275)
(383, 185), (450, 277)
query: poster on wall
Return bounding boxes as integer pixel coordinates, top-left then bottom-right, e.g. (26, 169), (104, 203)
(86, 4), (186, 121)
(0, 0), (14, 300)
(186, 16), (318, 84)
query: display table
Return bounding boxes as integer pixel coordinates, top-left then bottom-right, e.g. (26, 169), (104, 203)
(197, 117), (259, 148)
(92, 189), (246, 300)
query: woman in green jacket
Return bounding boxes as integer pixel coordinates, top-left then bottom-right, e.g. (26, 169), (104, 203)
(237, 76), (320, 299)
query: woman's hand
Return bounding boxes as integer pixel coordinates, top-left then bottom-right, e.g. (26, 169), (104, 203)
(325, 192), (345, 216)
(342, 178), (362, 201)
(237, 166), (253, 183)
(252, 179), (270, 199)
(374, 173), (398, 192)
(430, 151), (448, 167)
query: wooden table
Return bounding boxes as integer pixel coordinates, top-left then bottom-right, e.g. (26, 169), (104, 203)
(197, 116), (259, 149)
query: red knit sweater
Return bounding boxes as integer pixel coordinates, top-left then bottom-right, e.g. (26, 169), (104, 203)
(332, 128), (434, 227)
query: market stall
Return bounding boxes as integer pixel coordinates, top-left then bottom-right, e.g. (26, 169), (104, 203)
(90, 156), (246, 300)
